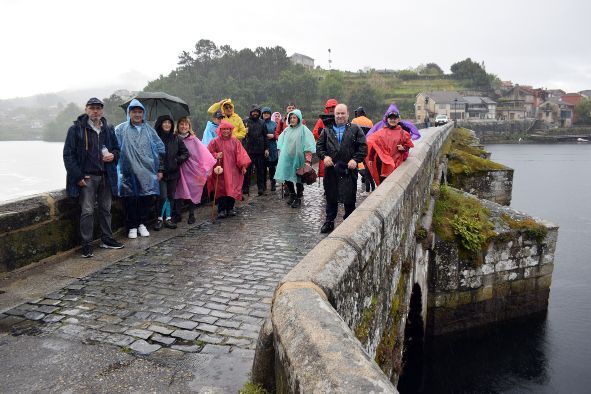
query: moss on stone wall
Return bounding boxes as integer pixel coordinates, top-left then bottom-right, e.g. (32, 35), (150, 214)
(375, 257), (411, 375)
(433, 186), (495, 266)
(501, 214), (548, 242)
(446, 128), (507, 184)
(354, 295), (378, 344)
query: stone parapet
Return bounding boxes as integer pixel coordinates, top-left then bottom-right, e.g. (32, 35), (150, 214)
(253, 124), (454, 392)
(0, 190), (125, 272)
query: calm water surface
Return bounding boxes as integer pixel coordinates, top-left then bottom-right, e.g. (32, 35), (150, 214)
(419, 144), (591, 393)
(0, 141), (65, 202)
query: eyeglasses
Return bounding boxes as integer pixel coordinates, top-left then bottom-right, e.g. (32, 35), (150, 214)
(387, 113), (400, 119)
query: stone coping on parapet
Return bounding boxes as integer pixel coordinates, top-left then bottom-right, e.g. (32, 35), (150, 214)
(257, 123), (454, 392)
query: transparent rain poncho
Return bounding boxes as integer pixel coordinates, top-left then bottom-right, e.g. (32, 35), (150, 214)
(114, 99), (165, 196)
(274, 109), (316, 184)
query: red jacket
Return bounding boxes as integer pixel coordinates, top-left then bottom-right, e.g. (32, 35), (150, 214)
(366, 125), (413, 186)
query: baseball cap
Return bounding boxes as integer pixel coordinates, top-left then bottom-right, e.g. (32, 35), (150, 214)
(86, 97), (104, 107)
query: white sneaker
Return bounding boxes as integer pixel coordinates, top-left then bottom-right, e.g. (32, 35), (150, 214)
(128, 228), (138, 239)
(138, 224), (150, 237)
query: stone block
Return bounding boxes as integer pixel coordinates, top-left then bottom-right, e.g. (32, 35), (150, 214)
(474, 286), (493, 302)
(273, 287), (397, 393)
(537, 274), (553, 289)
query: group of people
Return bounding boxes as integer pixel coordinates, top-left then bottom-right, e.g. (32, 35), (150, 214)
(63, 96), (418, 257)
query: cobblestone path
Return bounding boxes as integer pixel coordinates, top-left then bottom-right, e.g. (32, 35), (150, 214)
(0, 180), (366, 358)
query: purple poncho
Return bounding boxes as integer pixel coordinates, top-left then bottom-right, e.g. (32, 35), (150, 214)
(366, 103), (421, 140)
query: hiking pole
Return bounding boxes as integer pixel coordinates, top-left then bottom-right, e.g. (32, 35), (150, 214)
(211, 160), (221, 223)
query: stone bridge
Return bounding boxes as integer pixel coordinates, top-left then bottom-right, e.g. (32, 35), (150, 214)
(0, 123), (558, 393)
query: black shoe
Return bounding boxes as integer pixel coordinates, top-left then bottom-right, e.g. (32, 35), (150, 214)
(271, 183), (276, 192)
(258, 190), (265, 196)
(100, 238), (124, 249)
(286, 193), (296, 205)
(188, 213), (196, 224)
(320, 221), (335, 234)
(172, 214), (181, 224)
(81, 244), (94, 258)
(164, 218), (177, 229)
(291, 198), (301, 208)
(217, 211), (228, 219)
(227, 209), (237, 217)
(153, 219), (163, 231)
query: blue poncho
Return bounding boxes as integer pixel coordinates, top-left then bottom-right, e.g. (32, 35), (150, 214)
(115, 99), (165, 196)
(201, 120), (219, 147)
(274, 109), (316, 184)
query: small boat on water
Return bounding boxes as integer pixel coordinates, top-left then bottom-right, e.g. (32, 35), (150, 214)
(577, 137), (589, 142)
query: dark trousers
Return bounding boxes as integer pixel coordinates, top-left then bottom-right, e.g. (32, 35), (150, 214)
(157, 178), (177, 218)
(125, 195), (152, 230)
(325, 201), (356, 223)
(79, 174), (113, 245)
(216, 196), (235, 213)
(174, 199), (197, 218)
(265, 159), (278, 189)
(285, 181), (304, 197)
(243, 153), (266, 193)
(362, 167), (376, 192)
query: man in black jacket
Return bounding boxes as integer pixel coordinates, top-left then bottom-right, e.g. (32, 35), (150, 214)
(316, 104), (368, 233)
(243, 104), (269, 196)
(63, 97), (123, 258)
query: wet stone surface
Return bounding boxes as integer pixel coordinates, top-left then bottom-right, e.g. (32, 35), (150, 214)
(0, 180), (367, 357)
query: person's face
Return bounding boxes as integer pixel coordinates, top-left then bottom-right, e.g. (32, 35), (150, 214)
(221, 127), (232, 138)
(178, 120), (191, 133)
(334, 105), (348, 125)
(130, 108), (144, 125)
(387, 115), (400, 127)
(85, 105), (103, 122)
(262, 113), (271, 121)
(289, 114), (299, 127)
(161, 120), (173, 132)
(223, 104), (233, 116)
(327, 106), (336, 115)
(214, 117), (223, 125)
(251, 110), (260, 119)
(286, 105), (295, 113)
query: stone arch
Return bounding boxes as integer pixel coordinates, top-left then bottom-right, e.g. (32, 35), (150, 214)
(398, 283), (425, 393)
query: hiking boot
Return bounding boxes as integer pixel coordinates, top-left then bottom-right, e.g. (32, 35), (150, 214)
(217, 210), (228, 219)
(154, 219), (163, 231)
(291, 198), (301, 208)
(138, 224), (150, 237)
(270, 181), (276, 192)
(128, 228), (138, 239)
(286, 193), (296, 205)
(164, 218), (177, 229)
(227, 209), (237, 217)
(81, 244), (93, 258)
(188, 213), (196, 224)
(258, 190), (265, 196)
(320, 221), (335, 234)
(100, 237), (124, 249)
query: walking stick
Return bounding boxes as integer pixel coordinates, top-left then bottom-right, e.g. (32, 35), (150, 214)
(211, 159), (221, 223)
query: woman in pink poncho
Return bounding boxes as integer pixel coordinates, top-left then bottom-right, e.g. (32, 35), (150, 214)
(207, 120), (251, 218)
(175, 116), (217, 224)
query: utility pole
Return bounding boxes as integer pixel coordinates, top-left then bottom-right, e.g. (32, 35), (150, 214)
(328, 48), (332, 70)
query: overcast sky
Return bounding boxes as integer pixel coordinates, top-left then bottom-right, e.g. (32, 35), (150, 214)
(1, 0), (590, 100)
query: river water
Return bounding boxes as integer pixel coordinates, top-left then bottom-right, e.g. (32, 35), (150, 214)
(0, 141), (65, 202)
(418, 144), (591, 393)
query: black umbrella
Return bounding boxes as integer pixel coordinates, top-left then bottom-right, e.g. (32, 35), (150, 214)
(120, 91), (190, 121)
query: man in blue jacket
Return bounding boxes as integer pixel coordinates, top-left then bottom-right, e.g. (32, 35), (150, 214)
(63, 97), (124, 258)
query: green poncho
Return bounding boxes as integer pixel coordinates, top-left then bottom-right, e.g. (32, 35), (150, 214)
(274, 109), (316, 184)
